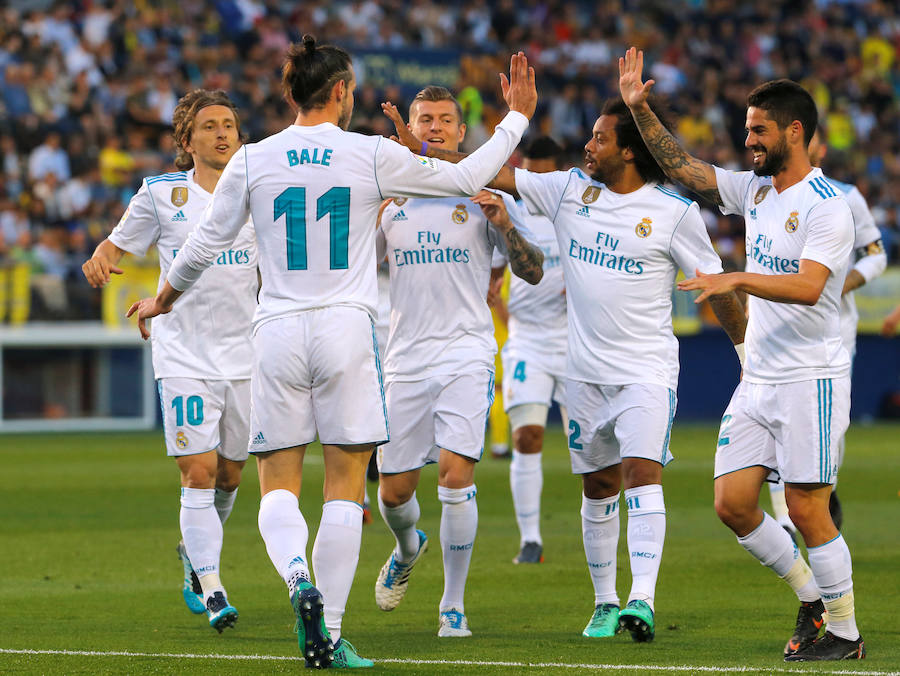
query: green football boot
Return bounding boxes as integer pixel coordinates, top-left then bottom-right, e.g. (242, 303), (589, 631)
(291, 581), (333, 669)
(582, 603), (620, 637)
(618, 599), (655, 642)
(332, 638), (374, 668)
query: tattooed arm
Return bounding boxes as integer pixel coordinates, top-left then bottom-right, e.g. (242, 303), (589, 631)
(471, 190), (544, 284)
(618, 47), (723, 206)
(707, 292), (747, 346)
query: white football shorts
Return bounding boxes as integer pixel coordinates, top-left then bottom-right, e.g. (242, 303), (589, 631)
(377, 370), (494, 474)
(714, 378), (850, 485)
(249, 307), (389, 453)
(566, 380), (676, 474)
(501, 350), (566, 413)
(158, 377), (250, 461)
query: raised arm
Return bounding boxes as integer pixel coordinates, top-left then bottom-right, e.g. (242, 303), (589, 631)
(619, 47), (722, 206)
(471, 190), (543, 284)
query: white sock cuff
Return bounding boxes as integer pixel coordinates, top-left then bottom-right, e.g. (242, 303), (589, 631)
(624, 484), (665, 515)
(581, 493), (619, 522)
(259, 488), (297, 511)
(320, 500), (364, 528)
(215, 487), (238, 503)
(438, 485), (477, 505)
(807, 535), (853, 594)
(181, 487), (215, 508)
(511, 449), (542, 471)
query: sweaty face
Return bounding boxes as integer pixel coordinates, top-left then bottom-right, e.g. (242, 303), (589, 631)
(186, 105), (240, 171)
(745, 107), (790, 177)
(584, 115), (626, 185)
(409, 100), (465, 152)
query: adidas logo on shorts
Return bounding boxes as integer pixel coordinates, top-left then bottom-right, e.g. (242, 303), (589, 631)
(392, 210), (408, 221)
(575, 206), (591, 218)
(251, 431), (266, 445)
(171, 210), (188, 222)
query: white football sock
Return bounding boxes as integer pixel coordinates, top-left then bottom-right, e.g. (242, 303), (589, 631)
(808, 535), (859, 640)
(625, 485), (665, 610)
(312, 500), (363, 642)
(737, 512), (819, 602)
(581, 493), (620, 606)
(768, 481), (796, 533)
(257, 489), (310, 598)
(510, 450), (542, 546)
(180, 487), (223, 601)
(214, 487), (238, 525)
(438, 485), (477, 612)
(378, 490), (422, 562)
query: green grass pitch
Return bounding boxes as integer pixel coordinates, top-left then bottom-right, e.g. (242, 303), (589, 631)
(1, 423), (898, 675)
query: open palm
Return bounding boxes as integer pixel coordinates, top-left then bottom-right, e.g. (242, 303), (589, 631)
(618, 47), (655, 108)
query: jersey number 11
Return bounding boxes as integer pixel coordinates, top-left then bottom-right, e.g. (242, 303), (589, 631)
(274, 186), (351, 270)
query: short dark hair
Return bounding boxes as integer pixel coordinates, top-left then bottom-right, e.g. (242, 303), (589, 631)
(600, 97), (670, 185)
(282, 34), (353, 112)
(409, 86), (463, 125)
(172, 89), (245, 171)
(747, 79), (818, 146)
(522, 136), (563, 162)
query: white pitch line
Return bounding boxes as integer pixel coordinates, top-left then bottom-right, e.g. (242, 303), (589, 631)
(0, 649), (896, 675)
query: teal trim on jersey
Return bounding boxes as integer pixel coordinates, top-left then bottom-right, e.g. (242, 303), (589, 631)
(661, 388), (676, 464)
(145, 179), (163, 229)
(477, 370), (496, 461)
(243, 145), (250, 194)
(654, 184), (692, 206)
(371, 322), (390, 441)
(374, 137), (384, 200)
(666, 200), (693, 254)
(815, 177), (837, 198)
(146, 171), (187, 185)
(551, 170), (579, 224)
(156, 380), (167, 439)
(817, 378), (833, 483)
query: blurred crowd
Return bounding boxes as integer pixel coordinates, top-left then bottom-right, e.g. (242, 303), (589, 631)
(1, 0), (898, 319)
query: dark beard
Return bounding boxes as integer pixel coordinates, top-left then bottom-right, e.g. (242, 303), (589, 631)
(752, 137), (789, 177)
(589, 162), (624, 186)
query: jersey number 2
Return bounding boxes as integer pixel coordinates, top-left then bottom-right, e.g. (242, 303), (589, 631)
(274, 186), (350, 270)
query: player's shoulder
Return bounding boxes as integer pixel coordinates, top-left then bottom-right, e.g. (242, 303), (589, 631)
(144, 170), (188, 189)
(652, 183), (694, 208)
(803, 169), (846, 204)
(821, 175), (855, 196)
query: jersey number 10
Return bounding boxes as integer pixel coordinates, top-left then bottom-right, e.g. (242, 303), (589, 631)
(274, 186), (351, 270)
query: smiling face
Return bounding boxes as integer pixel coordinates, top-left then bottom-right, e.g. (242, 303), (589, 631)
(184, 105), (240, 171)
(744, 106), (790, 177)
(409, 99), (466, 152)
(584, 115), (627, 185)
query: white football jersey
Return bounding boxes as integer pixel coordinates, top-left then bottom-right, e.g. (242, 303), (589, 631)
(110, 169), (258, 379)
(166, 113), (529, 332)
(494, 202), (567, 377)
(515, 167), (723, 389)
(377, 195), (513, 380)
(827, 178), (884, 349)
(715, 166), (854, 383)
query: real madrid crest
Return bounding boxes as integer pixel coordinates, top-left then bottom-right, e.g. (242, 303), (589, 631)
(582, 186), (602, 204)
(171, 186), (188, 207)
(785, 211), (799, 233)
(176, 431), (189, 449)
(452, 203), (468, 224)
(754, 185), (771, 205)
(393, 197), (408, 206)
(635, 217), (652, 238)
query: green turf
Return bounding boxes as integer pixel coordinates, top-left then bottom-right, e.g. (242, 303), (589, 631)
(1, 423), (898, 675)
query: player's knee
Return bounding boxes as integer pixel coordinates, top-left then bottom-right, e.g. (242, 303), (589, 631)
(714, 494), (748, 531)
(215, 461), (243, 492)
(582, 468), (620, 499)
(379, 477), (415, 507)
(180, 461), (216, 488)
(512, 424), (543, 453)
